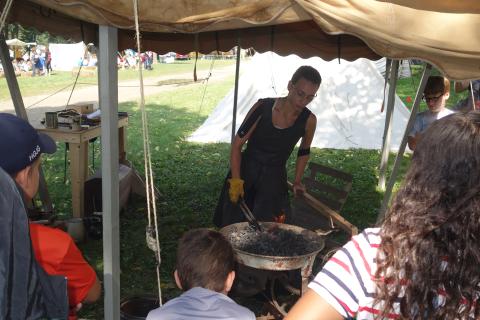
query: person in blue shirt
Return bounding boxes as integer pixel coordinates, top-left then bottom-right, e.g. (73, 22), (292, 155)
(408, 76), (454, 151)
(146, 228), (255, 320)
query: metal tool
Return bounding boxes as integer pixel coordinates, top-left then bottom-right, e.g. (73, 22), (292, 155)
(238, 198), (263, 232)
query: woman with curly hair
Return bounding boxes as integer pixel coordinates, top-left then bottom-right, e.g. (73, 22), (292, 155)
(285, 111), (480, 320)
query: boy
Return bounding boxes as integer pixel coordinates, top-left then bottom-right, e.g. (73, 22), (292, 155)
(0, 113), (101, 319)
(147, 228), (255, 320)
(408, 76), (454, 150)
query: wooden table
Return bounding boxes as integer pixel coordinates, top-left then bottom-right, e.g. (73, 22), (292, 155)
(38, 116), (128, 218)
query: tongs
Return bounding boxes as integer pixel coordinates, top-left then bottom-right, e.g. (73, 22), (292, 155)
(239, 198), (263, 232)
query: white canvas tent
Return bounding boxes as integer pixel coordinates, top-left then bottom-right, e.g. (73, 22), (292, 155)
(49, 41), (86, 71)
(6, 38), (26, 47)
(189, 52), (410, 150)
(375, 58), (411, 78)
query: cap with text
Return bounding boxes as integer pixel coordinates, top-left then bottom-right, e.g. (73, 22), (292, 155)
(0, 113), (56, 174)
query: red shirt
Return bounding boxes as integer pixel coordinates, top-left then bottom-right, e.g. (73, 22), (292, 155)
(29, 223), (97, 319)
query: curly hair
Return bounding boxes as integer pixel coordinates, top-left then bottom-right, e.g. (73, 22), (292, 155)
(375, 111), (480, 319)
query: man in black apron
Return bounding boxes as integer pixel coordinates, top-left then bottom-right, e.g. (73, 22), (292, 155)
(214, 66), (321, 227)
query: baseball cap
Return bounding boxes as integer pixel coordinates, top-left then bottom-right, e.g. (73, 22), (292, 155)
(0, 113), (57, 174)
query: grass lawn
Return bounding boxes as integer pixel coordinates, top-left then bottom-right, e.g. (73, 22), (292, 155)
(0, 59), (235, 101)
(35, 63), (465, 318)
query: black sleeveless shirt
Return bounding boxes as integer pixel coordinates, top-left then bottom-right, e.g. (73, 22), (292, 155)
(243, 98), (311, 167)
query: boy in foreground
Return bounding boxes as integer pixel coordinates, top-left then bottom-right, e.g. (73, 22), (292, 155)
(147, 228), (255, 320)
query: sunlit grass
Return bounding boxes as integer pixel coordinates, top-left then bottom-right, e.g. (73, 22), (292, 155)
(0, 59), (235, 101)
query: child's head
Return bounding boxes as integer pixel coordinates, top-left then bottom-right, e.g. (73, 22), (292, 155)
(174, 228), (235, 293)
(423, 76), (450, 112)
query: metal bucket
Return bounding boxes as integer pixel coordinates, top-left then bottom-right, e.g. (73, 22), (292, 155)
(220, 222), (325, 271)
(120, 295), (159, 320)
(220, 222), (325, 295)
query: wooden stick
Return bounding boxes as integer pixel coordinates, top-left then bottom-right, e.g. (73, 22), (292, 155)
(288, 181), (358, 235)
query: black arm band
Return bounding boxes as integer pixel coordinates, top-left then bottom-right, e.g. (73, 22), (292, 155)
(237, 105), (263, 138)
(297, 148), (310, 157)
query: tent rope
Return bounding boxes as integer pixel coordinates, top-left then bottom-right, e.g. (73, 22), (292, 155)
(133, 0), (163, 306)
(197, 57), (215, 113)
(268, 51), (277, 95)
(65, 63), (84, 108)
(0, 0), (14, 34)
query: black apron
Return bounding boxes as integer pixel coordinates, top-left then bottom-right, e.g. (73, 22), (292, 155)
(214, 98), (311, 227)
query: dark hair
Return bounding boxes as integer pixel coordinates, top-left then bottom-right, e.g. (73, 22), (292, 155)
(375, 111), (480, 319)
(424, 75), (450, 95)
(176, 228), (235, 292)
(291, 65), (321, 85)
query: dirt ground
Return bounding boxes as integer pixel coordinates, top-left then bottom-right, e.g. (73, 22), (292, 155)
(0, 62), (241, 127)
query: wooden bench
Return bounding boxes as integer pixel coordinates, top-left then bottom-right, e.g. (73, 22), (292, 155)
(289, 162), (358, 236)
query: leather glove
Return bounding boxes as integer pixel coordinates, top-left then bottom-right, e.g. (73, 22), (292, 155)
(228, 178), (244, 204)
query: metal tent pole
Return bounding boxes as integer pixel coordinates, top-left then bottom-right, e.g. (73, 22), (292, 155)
(378, 59), (399, 190)
(0, 34), (53, 212)
(231, 36), (241, 143)
(99, 25), (120, 320)
(377, 64), (432, 223)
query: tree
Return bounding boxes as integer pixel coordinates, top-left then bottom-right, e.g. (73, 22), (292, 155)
(5, 23), (74, 45)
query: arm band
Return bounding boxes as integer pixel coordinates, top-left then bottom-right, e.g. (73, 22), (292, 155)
(297, 148), (310, 157)
(237, 104), (263, 138)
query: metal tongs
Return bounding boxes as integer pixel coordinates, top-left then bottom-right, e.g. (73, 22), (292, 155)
(239, 198), (263, 232)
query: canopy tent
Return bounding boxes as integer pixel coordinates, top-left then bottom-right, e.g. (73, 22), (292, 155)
(189, 52), (409, 150)
(49, 41), (86, 71)
(3, 1), (480, 319)
(5, 0), (480, 80)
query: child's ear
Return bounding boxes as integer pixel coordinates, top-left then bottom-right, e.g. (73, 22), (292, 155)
(224, 271), (235, 293)
(174, 270), (183, 290)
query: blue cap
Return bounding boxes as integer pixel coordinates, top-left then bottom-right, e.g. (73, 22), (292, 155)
(0, 113), (57, 174)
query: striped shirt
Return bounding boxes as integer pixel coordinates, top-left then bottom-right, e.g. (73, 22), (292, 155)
(309, 228), (479, 319)
(308, 228), (400, 319)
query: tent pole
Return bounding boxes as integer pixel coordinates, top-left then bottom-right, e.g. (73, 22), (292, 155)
(377, 63), (432, 223)
(378, 59), (399, 190)
(99, 25), (120, 320)
(231, 37), (241, 143)
(384, 58), (391, 81)
(0, 34), (53, 212)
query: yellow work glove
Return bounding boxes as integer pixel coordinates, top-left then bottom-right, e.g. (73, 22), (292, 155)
(228, 178), (244, 204)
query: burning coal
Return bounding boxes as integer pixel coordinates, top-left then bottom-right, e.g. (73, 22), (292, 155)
(226, 226), (322, 256)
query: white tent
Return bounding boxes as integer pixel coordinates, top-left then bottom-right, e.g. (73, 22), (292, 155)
(189, 52), (410, 150)
(6, 38), (27, 47)
(49, 41), (86, 71)
(374, 58), (412, 78)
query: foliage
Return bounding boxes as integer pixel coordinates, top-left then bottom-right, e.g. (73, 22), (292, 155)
(5, 23), (73, 45)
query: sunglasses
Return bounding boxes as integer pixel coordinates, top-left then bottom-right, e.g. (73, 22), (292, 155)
(422, 93), (444, 103)
(292, 85), (317, 102)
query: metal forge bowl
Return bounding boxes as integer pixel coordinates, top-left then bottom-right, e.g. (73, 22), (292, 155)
(220, 222), (325, 295)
